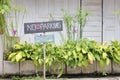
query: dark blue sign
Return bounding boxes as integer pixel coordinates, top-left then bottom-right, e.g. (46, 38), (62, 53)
(24, 20), (63, 34)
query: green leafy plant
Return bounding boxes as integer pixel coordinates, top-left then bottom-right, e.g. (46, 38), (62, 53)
(62, 38), (97, 68)
(30, 43), (43, 67)
(2, 0), (26, 61)
(109, 40), (120, 64)
(62, 8), (89, 41)
(8, 38), (120, 77)
(0, 0), (11, 34)
(8, 41), (34, 62)
(94, 42), (110, 67)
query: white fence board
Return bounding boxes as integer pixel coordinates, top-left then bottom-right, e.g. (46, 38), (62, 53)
(82, 0), (102, 42)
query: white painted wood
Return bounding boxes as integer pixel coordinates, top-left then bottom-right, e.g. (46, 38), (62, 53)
(0, 61), (3, 75)
(83, 26), (101, 32)
(48, 0), (55, 16)
(82, 0), (102, 42)
(15, 0), (37, 19)
(0, 35), (3, 75)
(83, 32), (101, 37)
(0, 35), (3, 61)
(67, 0), (80, 14)
(103, 0), (115, 16)
(115, 0), (120, 41)
(103, 0), (116, 42)
(49, 0), (68, 17)
(36, 0), (49, 17)
(83, 37), (101, 42)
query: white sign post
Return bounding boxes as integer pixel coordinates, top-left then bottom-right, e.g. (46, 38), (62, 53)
(43, 33), (46, 80)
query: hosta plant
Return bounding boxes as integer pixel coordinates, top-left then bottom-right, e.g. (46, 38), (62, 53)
(75, 38), (96, 67)
(30, 43), (43, 67)
(94, 42), (110, 67)
(63, 38), (97, 68)
(7, 38), (120, 77)
(8, 41), (34, 62)
(109, 40), (120, 64)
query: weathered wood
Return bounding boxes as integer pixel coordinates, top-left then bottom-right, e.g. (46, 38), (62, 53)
(49, 63), (65, 74)
(36, 66), (43, 74)
(4, 61), (19, 74)
(81, 61), (97, 74)
(67, 66), (82, 74)
(20, 60), (36, 75)
(96, 61), (111, 73)
(112, 62), (120, 73)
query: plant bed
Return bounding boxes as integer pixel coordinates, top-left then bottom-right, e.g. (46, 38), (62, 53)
(96, 61), (111, 73)
(20, 60), (36, 75)
(36, 66), (43, 74)
(3, 61), (19, 75)
(81, 61), (97, 74)
(49, 63), (66, 75)
(67, 66), (82, 74)
(112, 62), (120, 73)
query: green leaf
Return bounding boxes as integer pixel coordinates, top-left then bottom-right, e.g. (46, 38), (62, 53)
(26, 53), (30, 58)
(88, 52), (94, 64)
(82, 60), (88, 67)
(100, 60), (105, 67)
(8, 53), (16, 60)
(72, 50), (77, 58)
(11, 57), (16, 62)
(16, 52), (23, 62)
(95, 54), (100, 61)
(102, 52), (107, 59)
(114, 54), (120, 61)
(68, 51), (72, 56)
(79, 53), (83, 61)
(82, 48), (86, 54)
(38, 59), (43, 65)
(76, 46), (81, 52)
(33, 60), (39, 67)
(3, 5), (9, 12)
(20, 58), (26, 62)
(64, 55), (68, 59)
(106, 58), (110, 65)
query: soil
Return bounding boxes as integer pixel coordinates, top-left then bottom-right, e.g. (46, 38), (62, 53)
(1, 73), (120, 79)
